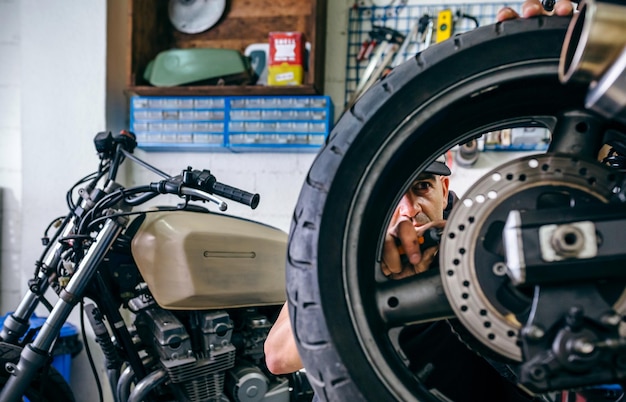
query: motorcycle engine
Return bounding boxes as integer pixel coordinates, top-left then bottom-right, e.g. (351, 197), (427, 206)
(133, 301), (289, 402)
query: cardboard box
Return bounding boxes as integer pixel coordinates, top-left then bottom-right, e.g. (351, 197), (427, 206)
(268, 32), (305, 85)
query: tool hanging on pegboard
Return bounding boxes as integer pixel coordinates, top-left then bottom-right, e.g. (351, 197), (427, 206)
(354, 0), (408, 14)
(436, 9), (453, 43)
(390, 13), (433, 68)
(386, 8), (481, 71)
(344, 2), (505, 110)
(436, 8), (480, 43)
(347, 26), (404, 109)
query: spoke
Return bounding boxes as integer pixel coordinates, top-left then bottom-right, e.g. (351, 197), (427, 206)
(376, 269), (455, 328)
(548, 110), (606, 158)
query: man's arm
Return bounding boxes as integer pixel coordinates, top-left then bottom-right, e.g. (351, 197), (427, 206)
(264, 302), (303, 375)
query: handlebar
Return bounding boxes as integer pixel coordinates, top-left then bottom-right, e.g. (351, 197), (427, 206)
(143, 168), (260, 210)
(86, 132), (261, 214)
(27, 130), (263, 280)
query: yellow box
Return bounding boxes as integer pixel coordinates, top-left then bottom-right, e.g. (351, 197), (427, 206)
(268, 64), (304, 86)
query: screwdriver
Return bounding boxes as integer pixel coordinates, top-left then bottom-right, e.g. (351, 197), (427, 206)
(420, 227), (442, 250)
(542, 0), (556, 11)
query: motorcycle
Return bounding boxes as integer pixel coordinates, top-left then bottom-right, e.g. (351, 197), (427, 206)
(0, 130), (313, 401)
(285, 0), (626, 401)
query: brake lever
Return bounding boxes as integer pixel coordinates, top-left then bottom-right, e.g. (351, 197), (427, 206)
(180, 187), (228, 211)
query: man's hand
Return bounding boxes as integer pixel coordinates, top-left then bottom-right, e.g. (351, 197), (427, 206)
(497, 0), (575, 22)
(382, 219), (445, 279)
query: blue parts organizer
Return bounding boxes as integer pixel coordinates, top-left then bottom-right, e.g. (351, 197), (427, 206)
(130, 95), (333, 152)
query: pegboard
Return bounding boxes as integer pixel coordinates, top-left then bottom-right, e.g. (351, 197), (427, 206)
(345, 1), (526, 107)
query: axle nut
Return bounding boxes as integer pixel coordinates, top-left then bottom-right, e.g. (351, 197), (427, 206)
(551, 224), (585, 257)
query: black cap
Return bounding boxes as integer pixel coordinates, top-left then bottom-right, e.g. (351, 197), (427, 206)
(424, 155), (451, 176)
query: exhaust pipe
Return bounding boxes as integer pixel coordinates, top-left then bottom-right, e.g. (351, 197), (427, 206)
(559, 0), (626, 124)
(559, 0), (626, 83)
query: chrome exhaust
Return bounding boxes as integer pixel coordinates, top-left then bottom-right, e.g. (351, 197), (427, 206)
(560, 0), (626, 124)
(559, 0), (626, 83)
(585, 45), (626, 124)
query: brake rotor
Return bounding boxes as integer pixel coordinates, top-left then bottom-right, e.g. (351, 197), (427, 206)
(440, 153), (625, 362)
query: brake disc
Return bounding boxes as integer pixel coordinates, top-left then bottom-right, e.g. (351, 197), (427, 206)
(440, 153), (625, 362)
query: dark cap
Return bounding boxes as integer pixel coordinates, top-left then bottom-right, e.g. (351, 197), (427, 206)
(424, 155), (451, 176)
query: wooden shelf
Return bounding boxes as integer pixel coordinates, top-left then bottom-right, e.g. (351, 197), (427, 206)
(127, 0), (327, 96)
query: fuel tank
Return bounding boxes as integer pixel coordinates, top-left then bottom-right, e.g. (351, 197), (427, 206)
(131, 210), (287, 310)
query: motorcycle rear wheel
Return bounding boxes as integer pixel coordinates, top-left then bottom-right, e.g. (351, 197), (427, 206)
(0, 343), (75, 402)
(285, 16), (614, 402)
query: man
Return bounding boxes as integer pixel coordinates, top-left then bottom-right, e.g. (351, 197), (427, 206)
(264, 156), (453, 374)
(381, 155), (452, 280)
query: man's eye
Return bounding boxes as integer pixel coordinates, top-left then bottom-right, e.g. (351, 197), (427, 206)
(412, 182), (431, 191)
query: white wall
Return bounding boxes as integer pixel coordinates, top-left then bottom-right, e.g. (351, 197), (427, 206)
(17, 1), (109, 401)
(0, 0), (22, 311)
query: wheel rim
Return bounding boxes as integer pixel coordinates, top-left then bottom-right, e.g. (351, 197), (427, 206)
(332, 58), (618, 400)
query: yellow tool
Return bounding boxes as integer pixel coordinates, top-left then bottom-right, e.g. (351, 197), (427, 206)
(436, 9), (453, 43)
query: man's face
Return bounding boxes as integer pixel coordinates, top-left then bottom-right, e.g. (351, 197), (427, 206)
(397, 174), (450, 226)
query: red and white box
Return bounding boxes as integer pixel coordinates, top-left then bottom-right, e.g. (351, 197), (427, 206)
(268, 32), (305, 85)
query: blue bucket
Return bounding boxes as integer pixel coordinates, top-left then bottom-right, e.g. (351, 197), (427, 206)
(0, 312), (82, 382)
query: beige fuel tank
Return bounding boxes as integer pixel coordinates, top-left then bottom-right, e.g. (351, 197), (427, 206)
(131, 210), (287, 310)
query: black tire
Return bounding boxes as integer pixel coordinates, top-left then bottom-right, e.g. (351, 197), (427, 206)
(285, 16), (611, 402)
(0, 343), (75, 402)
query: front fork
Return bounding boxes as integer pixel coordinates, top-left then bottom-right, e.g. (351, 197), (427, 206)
(0, 216), (126, 402)
(0, 216), (79, 344)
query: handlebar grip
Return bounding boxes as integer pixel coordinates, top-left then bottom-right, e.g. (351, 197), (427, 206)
(212, 182), (260, 209)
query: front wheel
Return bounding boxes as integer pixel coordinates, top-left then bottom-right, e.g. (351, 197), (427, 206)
(286, 16), (626, 401)
(0, 343), (75, 402)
